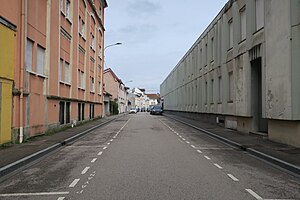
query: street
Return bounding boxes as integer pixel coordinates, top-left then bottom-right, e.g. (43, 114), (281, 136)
(0, 113), (299, 200)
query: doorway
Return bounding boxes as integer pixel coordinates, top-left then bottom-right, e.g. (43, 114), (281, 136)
(251, 58), (268, 133)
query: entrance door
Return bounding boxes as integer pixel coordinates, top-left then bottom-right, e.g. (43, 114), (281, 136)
(251, 58), (268, 133)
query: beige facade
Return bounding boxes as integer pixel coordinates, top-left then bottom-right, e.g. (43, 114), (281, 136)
(0, 0), (107, 143)
(161, 0), (300, 147)
(103, 68), (128, 114)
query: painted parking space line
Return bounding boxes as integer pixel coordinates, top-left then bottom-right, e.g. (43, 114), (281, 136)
(0, 192), (69, 197)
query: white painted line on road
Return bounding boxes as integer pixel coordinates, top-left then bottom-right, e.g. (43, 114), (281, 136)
(81, 167), (90, 175)
(97, 151), (103, 156)
(197, 150), (202, 153)
(213, 163), (223, 169)
(107, 143), (110, 145)
(227, 174), (239, 181)
(179, 135), (182, 138)
(113, 136), (117, 139)
(182, 138), (186, 141)
(186, 141), (190, 144)
(57, 197), (65, 200)
(0, 192), (69, 197)
(178, 139), (184, 144)
(69, 179), (80, 187)
(245, 189), (263, 199)
(103, 146), (107, 150)
(191, 145), (196, 149)
(110, 139), (113, 142)
(204, 156), (211, 160)
(91, 158), (97, 163)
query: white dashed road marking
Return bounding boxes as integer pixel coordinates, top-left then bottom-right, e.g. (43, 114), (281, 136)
(213, 163), (223, 169)
(91, 158), (97, 163)
(197, 150), (202, 153)
(97, 151), (103, 156)
(57, 197), (65, 200)
(245, 189), (263, 199)
(81, 167), (90, 175)
(191, 145), (196, 149)
(182, 138), (186, 141)
(103, 146), (107, 150)
(227, 174), (239, 182)
(204, 156), (211, 160)
(69, 179), (80, 188)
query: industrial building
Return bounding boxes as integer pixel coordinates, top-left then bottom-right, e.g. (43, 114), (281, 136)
(161, 0), (300, 147)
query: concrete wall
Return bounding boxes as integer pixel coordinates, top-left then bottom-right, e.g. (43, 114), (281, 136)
(161, 0), (300, 147)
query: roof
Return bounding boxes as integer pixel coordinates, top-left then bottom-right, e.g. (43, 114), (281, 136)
(104, 68), (123, 84)
(146, 93), (160, 100)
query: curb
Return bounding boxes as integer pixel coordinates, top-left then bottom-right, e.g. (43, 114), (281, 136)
(0, 115), (124, 178)
(165, 114), (300, 176)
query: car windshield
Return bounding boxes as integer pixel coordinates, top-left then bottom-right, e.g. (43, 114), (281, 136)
(153, 105), (162, 109)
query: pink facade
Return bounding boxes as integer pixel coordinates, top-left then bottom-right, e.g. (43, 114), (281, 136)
(0, 0), (107, 142)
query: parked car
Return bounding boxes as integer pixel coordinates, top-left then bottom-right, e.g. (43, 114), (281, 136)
(141, 107), (146, 112)
(147, 105), (154, 112)
(129, 107), (137, 114)
(150, 105), (163, 115)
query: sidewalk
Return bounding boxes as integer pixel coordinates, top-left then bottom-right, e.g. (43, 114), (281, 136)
(0, 114), (124, 178)
(164, 113), (300, 176)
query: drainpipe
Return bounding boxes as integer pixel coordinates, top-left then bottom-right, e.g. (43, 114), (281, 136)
(19, 0), (27, 143)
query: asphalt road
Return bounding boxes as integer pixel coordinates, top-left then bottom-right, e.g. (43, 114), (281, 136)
(0, 113), (299, 200)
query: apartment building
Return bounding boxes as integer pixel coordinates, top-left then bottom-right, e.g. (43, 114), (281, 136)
(0, 0), (107, 144)
(161, 0), (300, 147)
(103, 68), (129, 114)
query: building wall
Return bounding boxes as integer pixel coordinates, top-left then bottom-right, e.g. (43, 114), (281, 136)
(104, 71), (119, 101)
(1, 0), (107, 142)
(0, 19), (16, 144)
(160, 0), (300, 147)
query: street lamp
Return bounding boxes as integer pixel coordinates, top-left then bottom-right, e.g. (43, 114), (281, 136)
(104, 42), (122, 51)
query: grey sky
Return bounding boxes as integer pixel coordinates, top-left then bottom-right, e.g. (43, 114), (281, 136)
(104, 0), (228, 93)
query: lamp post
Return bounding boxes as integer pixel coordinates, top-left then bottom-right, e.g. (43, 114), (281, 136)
(104, 42), (122, 51)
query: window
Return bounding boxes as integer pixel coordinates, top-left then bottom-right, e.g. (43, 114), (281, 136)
(91, 35), (95, 50)
(98, 81), (102, 94)
(60, 0), (64, 12)
(91, 77), (95, 92)
(240, 7), (246, 41)
(211, 37), (214, 61)
(66, 102), (70, 124)
(229, 19), (233, 48)
(59, 59), (63, 81)
(78, 103), (85, 121)
(37, 45), (45, 75)
(218, 76), (222, 102)
(228, 72), (234, 102)
(81, 20), (85, 37)
(89, 104), (94, 119)
(99, 46), (102, 59)
(211, 79), (214, 103)
(255, 0), (264, 30)
(66, 0), (70, 19)
(205, 81), (208, 104)
(25, 39), (33, 71)
(205, 44), (208, 65)
(64, 62), (70, 83)
(99, 6), (102, 20)
(59, 101), (65, 125)
(78, 71), (85, 89)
